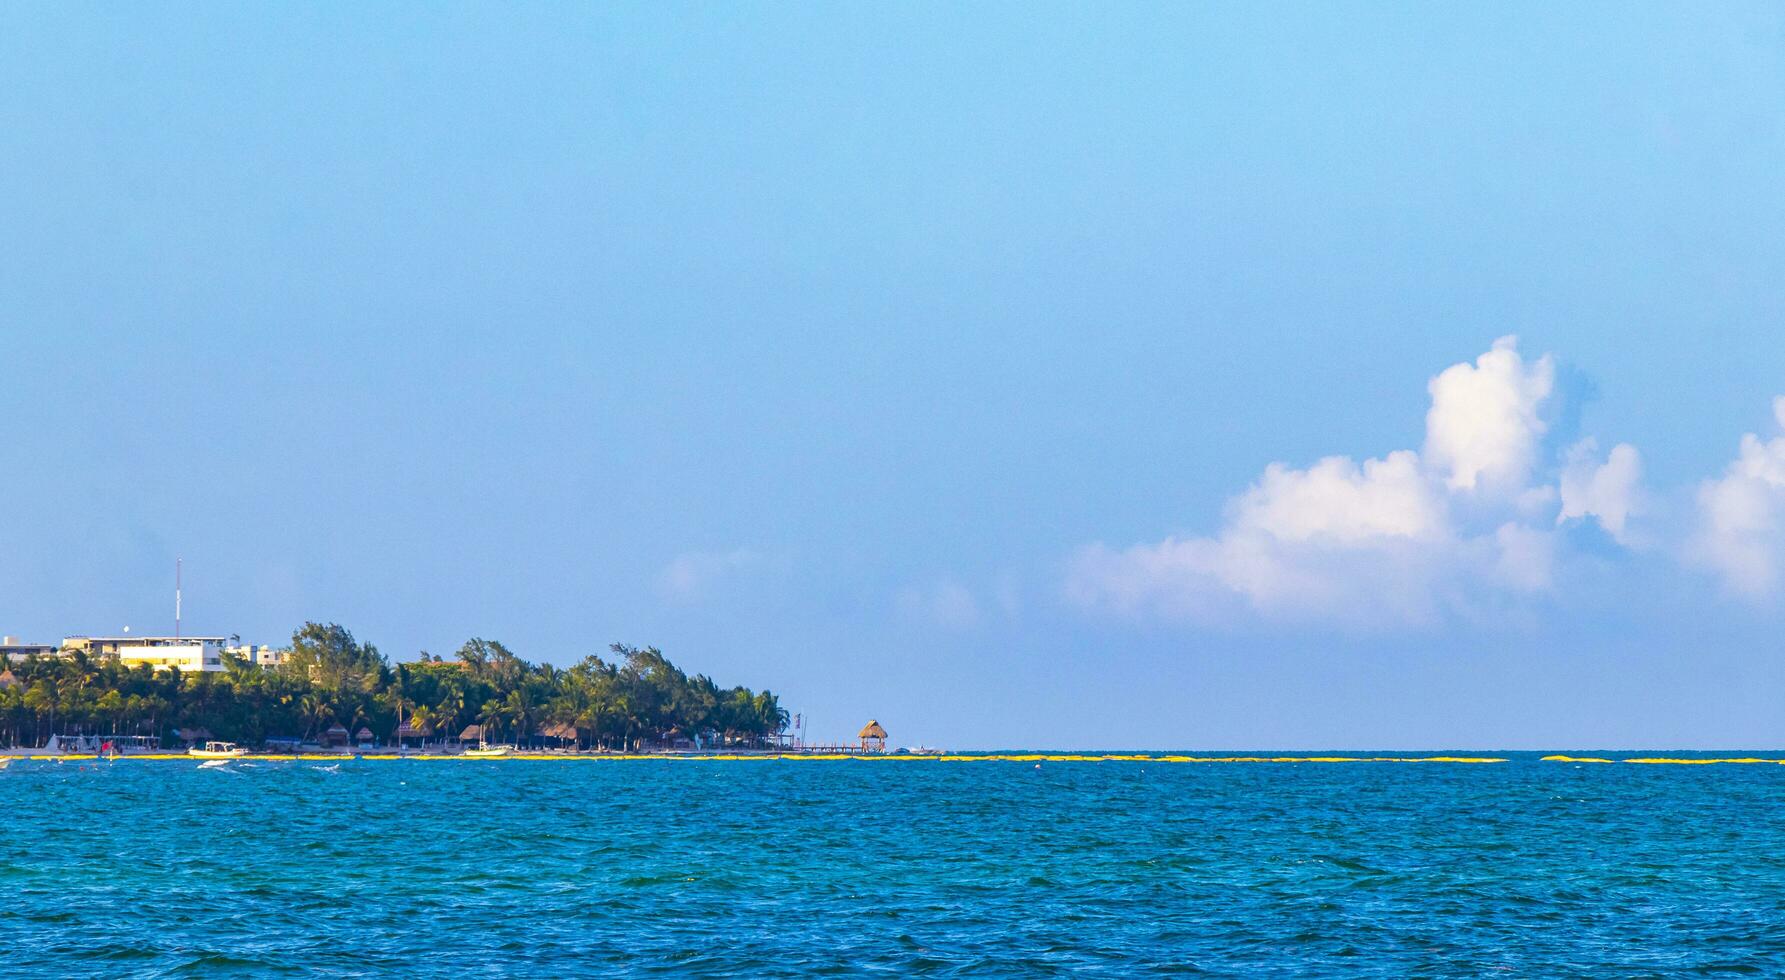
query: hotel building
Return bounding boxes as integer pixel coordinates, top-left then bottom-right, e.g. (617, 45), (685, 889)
(61, 635), (230, 672)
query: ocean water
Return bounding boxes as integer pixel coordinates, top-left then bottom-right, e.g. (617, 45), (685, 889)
(5, 753), (1785, 977)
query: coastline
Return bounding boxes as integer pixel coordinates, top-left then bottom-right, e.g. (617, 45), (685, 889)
(12, 752), (1512, 762)
(16, 752), (1785, 763)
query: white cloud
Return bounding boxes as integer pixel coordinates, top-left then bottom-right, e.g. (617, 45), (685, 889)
(1067, 532), (1462, 627)
(1558, 439), (1642, 543)
(1064, 451), (1479, 628)
(1423, 336), (1554, 493)
(1068, 338), (1638, 628)
(1493, 522), (1555, 592)
(657, 548), (760, 601)
(1230, 451), (1445, 544)
(1691, 398), (1785, 597)
(896, 579), (982, 629)
(1072, 450), (1453, 623)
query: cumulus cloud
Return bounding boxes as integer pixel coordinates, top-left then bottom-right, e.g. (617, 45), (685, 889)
(1558, 439), (1642, 543)
(1691, 398), (1785, 597)
(1068, 337), (1638, 628)
(1064, 451), (1454, 624)
(1492, 522), (1555, 592)
(1228, 451), (1445, 544)
(1067, 532), (1463, 627)
(1423, 336), (1555, 493)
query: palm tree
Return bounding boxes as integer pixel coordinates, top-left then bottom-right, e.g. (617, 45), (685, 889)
(479, 698), (513, 745)
(504, 687), (538, 749)
(408, 704), (436, 747)
(299, 693), (332, 743)
(22, 682), (53, 747)
(436, 685), (467, 737)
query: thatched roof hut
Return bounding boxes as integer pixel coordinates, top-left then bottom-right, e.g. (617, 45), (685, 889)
(538, 722), (577, 743)
(355, 727), (374, 742)
(858, 720), (888, 753)
(0, 669), (16, 689)
(458, 724), (483, 742)
(393, 720), (433, 740)
(323, 723), (351, 745)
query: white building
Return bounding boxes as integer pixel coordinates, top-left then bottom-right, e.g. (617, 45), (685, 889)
(228, 644), (291, 668)
(0, 636), (58, 660)
(63, 636), (229, 672)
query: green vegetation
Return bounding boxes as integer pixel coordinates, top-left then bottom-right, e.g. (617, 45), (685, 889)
(0, 623), (789, 751)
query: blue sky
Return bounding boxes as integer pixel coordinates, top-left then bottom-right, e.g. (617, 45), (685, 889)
(4, 5), (1785, 748)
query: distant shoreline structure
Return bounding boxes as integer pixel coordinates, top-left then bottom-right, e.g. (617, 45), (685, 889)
(6, 752), (1783, 766)
(0, 622), (917, 756)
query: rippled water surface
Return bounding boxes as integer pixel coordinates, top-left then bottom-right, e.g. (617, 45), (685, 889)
(5, 753), (1785, 976)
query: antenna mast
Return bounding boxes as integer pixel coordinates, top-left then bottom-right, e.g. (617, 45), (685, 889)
(175, 557), (182, 639)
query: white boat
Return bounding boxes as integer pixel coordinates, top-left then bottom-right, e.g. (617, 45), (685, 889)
(189, 741), (246, 759)
(35, 734), (103, 756)
(462, 742), (512, 758)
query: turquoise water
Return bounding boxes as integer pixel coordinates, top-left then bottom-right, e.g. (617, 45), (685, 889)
(6, 753), (1785, 976)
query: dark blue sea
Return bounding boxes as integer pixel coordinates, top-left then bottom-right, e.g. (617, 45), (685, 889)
(5, 753), (1785, 977)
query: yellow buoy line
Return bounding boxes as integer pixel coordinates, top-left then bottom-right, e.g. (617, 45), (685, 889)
(1539, 755), (1785, 765)
(11, 752), (1511, 763)
(12, 753), (1782, 764)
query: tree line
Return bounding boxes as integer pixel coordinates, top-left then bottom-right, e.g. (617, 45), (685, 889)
(0, 623), (790, 751)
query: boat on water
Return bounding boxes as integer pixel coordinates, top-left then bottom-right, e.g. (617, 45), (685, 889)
(455, 723), (511, 757)
(189, 741), (247, 759)
(13, 733), (109, 757)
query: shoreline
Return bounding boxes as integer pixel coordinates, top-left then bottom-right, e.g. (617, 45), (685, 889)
(14, 752), (1785, 764)
(0, 752), (1722, 763)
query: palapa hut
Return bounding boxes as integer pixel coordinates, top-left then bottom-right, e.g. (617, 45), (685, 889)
(458, 724), (483, 745)
(537, 722), (578, 750)
(0, 669), (16, 690)
(323, 723), (351, 748)
(393, 719), (433, 747)
(858, 720), (888, 754)
(176, 726), (213, 746)
(354, 726), (375, 749)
